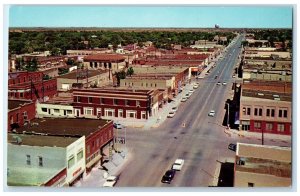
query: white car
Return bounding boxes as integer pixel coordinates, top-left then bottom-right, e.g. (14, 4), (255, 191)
(171, 107), (178, 112)
(193, 85), (198, 89)
(103, 175), (118, 187)
(168, 111), (176, 118)
(189, 89), (194, 93)
(208, 110), (216, 117)
(232, 75), (236, 78)
(172, 159), (185, 171)
(222, 82), (227, 85)
(185, 93), (191, 98)
(113, 123), (123, 129)
(181, 97), (187, 102)
(216, 82), (221, 85)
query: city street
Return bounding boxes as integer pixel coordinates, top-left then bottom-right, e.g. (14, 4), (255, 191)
(107, 35), (290, 187)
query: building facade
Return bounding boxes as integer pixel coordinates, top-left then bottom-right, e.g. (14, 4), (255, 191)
(73, 88), (160, 120)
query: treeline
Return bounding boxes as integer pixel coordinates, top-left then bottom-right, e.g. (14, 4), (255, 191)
(9, 31), (235, 55)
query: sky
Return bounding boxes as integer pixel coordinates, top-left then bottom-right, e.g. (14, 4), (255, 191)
(8, 6), (293, 28)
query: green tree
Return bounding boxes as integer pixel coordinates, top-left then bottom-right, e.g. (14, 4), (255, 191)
(126, 67), (134, 76)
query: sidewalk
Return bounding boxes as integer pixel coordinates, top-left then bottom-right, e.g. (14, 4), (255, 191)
(73, 149), (131, 187)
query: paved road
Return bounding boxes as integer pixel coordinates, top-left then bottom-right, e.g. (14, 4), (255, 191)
(114, 34), (285, 187)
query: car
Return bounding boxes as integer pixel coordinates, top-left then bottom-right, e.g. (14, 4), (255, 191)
(185, 93), (191, 98)
(168, 111), (176, 118)
(103, 175), (118, 187)
(214, 75), (218, 79)
(189, 89), (195, 93)
(172, 159), (185, 171)
(222, 82), (227, 85)
(181, 97), (187, 102)
(208, 110), (215, 117)
(161, 169), (176, 184)
(228, 143), (237, 152)
(232, 75), (236, 78)
(193, 85), (198, 89)
(171, 107), (178, 112)
(216, 82), (221, 85)
(113, 123), (123, 129)
(197, 76), (204, 79)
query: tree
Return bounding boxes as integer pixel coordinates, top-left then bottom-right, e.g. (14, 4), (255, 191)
(115, 70), (126, 85)
(126, 67), (134, 76)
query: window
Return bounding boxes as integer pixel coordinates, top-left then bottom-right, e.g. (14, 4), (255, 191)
(87, 145), (90, 154)
(77, 150), (83, 161)
(77, 96), (81, 102)
(114, 99), (118, 105)
(67, 110), (72, 115)
(136, 101), (140, 107)
(88, 97), (93, 103)
(271, 109), (275, 117)
(242, 107), (246, 115)
(16, 113), (19, 122)
(141, 111), (146, 119)
(254, 108), (258, 116)
(277, 124), (285, 132)
(20, 92), (24, 98)
(284, 110), (288, 118)
(155, 83), (157, 87)
(23, 112), (28, 120)
(84, 108), (94, 115)
(26, 155), (31, 165)
(54, 109), (60, 113)
(254, 121), (261, 129)
(279, 110), (283, 118)
(41, 108), (47, 112)
(125, 100), (130, 106)
(248, 183), (254, 187)
(141, 83), (143, 87)
(266, 123), (273, 131)
(247, 108), (251, 115)
(118, 109), (123, 118)
(38, 156), (43, 167)
(68, 156), (75, 168)
(259, 108), (262, 116)
(266, 109), (270, 117)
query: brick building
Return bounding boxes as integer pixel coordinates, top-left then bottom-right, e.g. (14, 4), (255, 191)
(8, 71), (57, 101)
(73, 88), (161, 120)
(8, 99), (36, 130)
(239, 80), (292, 135)
(15, 118), (114, 173)
(83, 54), (126, 74)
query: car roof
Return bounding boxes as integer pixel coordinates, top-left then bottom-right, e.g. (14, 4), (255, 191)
(175, 159), (184, 164)
(107, 176), (117, 180)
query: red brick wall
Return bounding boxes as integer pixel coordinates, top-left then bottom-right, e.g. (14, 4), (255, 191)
(7, 101), (36, 130)
(249, 120), (291, 135)
(8, 72), (43, 86)
(44, 168), (67, 187)
(85, 121), (114, 159)
(243, 82), (292, 94)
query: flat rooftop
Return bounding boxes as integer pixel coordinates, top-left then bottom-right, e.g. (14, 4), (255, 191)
(57, 69), (108, 80)
(8, 99), (34, 111)
(15, 118), (111, 137)
(8, 133), (78, 147)
(242, 89), (291, 102)
(236, 143), (291, 178)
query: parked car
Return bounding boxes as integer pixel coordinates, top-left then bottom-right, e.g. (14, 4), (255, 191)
(228, 143), (237, 152)
(232, 75), (236, 78)
(181, 97), (187, 102)
(222, 82), (227, 85)
(185, 93), (191, 98)
(113, 123), (123, 129)
(172, 159), (185, 171)
(168, 111), (176, 118)
(214, 75), (218, 79)
(161, 170), (176, 184)
(103, 175), (118, 187)
(171, 107), (178, 112)
(216, 82), (221, 85)
(193, 85), (198, 89)
(189, 89), (195, 93)
(208, 110), (215, 117)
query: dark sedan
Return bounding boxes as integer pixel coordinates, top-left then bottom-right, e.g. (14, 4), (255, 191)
(228, 143), (237, 152)
(161, 169), (176, 184)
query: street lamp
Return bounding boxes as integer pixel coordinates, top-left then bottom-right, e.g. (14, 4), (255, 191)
(226, 103), (230, 129)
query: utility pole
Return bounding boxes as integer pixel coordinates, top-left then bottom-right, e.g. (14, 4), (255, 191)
(226, 103), (230, 128)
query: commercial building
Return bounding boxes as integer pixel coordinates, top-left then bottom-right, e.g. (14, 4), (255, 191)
(234, 143), (291, 187)
(14, 118), (114, 173)
(83, 54), (126, 74)
(7, 133), (85, 186)
(57, 69), (110, 91)
(239, 80), (292, 135)
(8, 71), (57, 101)
(73, 88), (161, 119)
(8, 99), (36, 130)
